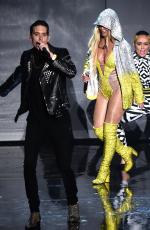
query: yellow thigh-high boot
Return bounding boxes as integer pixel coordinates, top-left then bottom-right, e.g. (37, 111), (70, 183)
(94, 126), (104, 141)
(94, 127), (138, 173)
(92, 123), (117, 184)
(94, 126), (110, 183)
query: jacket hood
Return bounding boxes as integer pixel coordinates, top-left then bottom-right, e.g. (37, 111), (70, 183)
(94, 8), (123, 42)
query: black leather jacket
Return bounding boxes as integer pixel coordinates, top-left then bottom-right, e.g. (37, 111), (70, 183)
(0, 44), (76, 121)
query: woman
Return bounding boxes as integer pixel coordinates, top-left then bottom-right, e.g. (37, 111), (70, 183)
(118, 31), (150, 139)
(117, 31), (150, 185)
(82, 8), (144, 184)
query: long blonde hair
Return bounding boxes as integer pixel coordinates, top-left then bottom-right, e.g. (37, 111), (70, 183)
(88, 26), (112, 74)
(88, 27), (100, 74)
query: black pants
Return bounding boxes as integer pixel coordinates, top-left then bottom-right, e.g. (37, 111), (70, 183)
(24, 111), (78, 213)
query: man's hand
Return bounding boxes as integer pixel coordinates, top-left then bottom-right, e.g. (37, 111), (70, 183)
(37, 42), (56, 60)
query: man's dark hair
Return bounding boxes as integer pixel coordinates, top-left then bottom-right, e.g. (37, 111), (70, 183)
(136, 30), (149, 36)
(30, 20), (49, 35)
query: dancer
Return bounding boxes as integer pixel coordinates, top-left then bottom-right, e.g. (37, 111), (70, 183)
(117, 31), (150, 185)
(118, 31), (150, 141)
(82, 9), (144, 184)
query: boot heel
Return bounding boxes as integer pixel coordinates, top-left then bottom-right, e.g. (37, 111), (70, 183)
(92, 178), (104, 185)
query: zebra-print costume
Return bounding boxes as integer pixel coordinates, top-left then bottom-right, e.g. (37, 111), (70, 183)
(117, 52), (150, 144)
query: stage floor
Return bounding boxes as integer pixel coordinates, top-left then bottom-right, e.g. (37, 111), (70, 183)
(0, 141), (150, 230)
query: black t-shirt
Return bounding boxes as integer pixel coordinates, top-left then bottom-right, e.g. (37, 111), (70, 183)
(28, 49), (49, 122)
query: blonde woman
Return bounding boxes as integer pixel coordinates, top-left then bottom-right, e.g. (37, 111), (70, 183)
(82, 9), (144, 184)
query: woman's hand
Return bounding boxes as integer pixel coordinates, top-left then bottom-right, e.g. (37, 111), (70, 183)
(82, 74), (90, 82)
(82, 74), (90, 93)
(138, 103), (144, 109)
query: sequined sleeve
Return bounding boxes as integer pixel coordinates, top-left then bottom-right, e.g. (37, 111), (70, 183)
(131, 73), (144, 104)
(125, 43), (144, 104)
(83, 51), (90, 75)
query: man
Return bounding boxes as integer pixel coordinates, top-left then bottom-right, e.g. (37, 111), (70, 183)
(0, 20), (79, 229)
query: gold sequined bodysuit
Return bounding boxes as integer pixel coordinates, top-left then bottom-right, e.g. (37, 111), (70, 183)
(96, 51), (120, 99)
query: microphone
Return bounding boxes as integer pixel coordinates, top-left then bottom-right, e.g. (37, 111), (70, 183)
(83, 82), (88, 93)
(41, 47), (50, 58)
(36, 42), (50, 58)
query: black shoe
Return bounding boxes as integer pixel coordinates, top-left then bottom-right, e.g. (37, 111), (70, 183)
(68, 222), (80, 230)
(68, 203), (80, 223)
(25, 212), (41, 229)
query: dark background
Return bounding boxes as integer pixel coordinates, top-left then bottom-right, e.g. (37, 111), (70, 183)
(0, 0), (150, 140)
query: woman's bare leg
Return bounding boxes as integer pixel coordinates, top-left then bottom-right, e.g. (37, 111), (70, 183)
(105, 89), (124, 124)
(93, 92), (108, 128)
